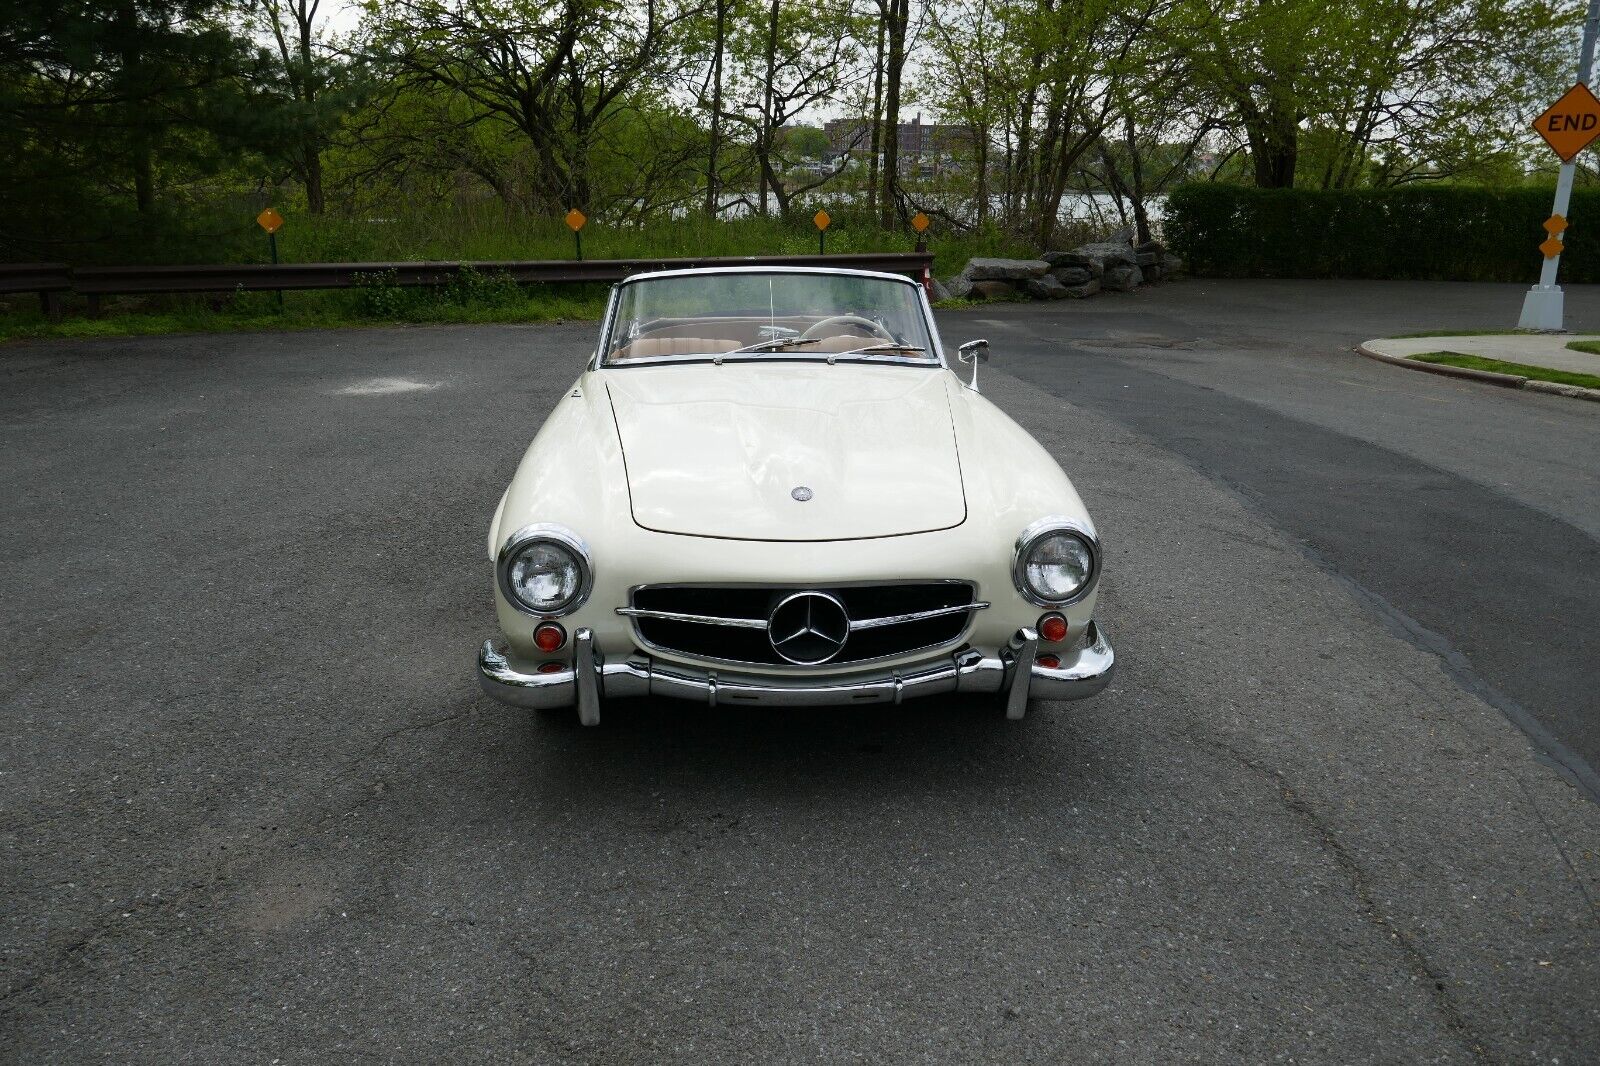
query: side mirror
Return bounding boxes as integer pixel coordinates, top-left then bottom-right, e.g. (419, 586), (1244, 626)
(957, 338), (990, 390)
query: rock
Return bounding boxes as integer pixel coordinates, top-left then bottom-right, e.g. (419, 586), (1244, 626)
(1063, 278), (1100, 298)
(1023, 274), (1071, 300)
(1043, 251), (1107, 278)
(1051, 266), (1092, 286)
(969, 279), (1017, 300)
(1073, 241), (1139, 269)
(929, 275), (953, 301)
(1102, 224), (1135, 244)
(960, 257), (1050, 281)
(945, 274), (973, 299)
(1160, 253), (1184, 278)
(1101, 264), (1143, 292)
(1142, 264), (1163, 283)
(1136, 251), (1158, 268)
(1134, 239), (1164, 256)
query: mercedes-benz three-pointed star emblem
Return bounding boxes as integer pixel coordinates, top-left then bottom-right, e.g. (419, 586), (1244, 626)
(767, 591), (850, 665)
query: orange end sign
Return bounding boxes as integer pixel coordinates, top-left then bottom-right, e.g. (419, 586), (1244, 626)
(565, 208), (587, 232)
(813, 210), (831, 231)
(1534, 83), (1600, 161)
(256, 208), (284, 234)
(911, 212), (930, 233)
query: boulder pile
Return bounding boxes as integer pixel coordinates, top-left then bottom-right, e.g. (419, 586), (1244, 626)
(940, 239), (1182, 302)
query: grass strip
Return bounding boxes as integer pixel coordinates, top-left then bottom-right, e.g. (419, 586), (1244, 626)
(1410, 351), (1600, 390)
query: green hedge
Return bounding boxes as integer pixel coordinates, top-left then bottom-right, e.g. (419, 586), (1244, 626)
(1164, 183), (1600, 283)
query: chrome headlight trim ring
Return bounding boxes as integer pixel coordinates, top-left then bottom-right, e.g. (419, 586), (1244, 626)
(496, 523), (594, 617)
(1012, 515), (1101, 608)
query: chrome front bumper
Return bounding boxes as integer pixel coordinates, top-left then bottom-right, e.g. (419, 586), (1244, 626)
(477, 622), (1114, 725)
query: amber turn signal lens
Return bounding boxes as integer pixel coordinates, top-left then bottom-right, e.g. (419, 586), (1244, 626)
(1036, 654), (1061, 669)
(1038, 613), (1068, 643)
(537, 661), (566, 674)
(534, 622), (567, 652)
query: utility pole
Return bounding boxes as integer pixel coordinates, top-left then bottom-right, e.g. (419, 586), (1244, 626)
(1519, 0), (1600, 330)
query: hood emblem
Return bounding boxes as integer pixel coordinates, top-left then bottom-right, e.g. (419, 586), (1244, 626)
(768, 591), (849, 665)
(791, 486), (813, 502)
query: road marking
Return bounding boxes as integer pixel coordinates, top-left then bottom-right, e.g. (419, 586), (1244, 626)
(334, 377), (440, 396)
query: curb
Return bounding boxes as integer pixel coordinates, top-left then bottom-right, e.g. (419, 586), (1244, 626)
(1355, 343), (1600, 405)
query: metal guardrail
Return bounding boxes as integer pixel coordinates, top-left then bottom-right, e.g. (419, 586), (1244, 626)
(2, 253), (935, 315)
(0, 263), (72, 315)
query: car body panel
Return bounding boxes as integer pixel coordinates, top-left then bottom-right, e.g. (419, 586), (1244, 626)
(605, 362), (966, 541)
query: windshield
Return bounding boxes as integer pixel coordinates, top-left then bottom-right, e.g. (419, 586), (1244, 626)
(603, 271), (936, 365)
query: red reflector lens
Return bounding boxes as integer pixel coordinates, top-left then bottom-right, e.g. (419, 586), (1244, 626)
(1038, 613), (1069, 643)
(1036, 654), (1061, 670)
(534, 622), (567, 653)
(537, 661), (565, 674)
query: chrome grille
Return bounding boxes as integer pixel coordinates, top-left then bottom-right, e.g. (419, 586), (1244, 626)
(621, 582), (985, 667)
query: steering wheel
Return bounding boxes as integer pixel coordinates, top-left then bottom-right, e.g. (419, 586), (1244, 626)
(801, 314), (894, 342)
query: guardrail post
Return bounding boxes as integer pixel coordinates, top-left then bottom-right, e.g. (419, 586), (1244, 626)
(40, 290), (60, 319)
(86, 293), (102, 318)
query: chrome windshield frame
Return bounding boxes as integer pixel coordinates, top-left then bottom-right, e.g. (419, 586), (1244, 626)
(589, 266), (947, 373)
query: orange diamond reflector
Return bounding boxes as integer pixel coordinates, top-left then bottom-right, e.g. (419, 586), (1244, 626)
(256, 208), (284, 234)
(911, 212), (930, 233)
(1540, 236), (1565, 259)
(1544, 214), (1569, 235)
(813, 210), (831, 231)
(565, 208), (587, 232)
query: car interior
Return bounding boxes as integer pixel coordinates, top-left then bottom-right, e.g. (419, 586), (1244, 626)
(608, 314), (932, 361)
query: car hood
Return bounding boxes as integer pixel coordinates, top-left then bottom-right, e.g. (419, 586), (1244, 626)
(604, 362), (966, 541)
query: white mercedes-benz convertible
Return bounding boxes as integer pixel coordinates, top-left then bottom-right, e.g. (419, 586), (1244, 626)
(477, 266), (1114, 725)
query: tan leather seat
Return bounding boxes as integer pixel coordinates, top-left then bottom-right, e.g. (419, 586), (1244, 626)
(613, 337), (741, 360)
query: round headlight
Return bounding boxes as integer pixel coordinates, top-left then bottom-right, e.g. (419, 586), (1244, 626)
(1014, 520), (1098, 606)
(497, 525), (592, 616)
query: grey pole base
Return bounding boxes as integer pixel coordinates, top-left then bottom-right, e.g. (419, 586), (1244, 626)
(1518, 285), (1566, 331)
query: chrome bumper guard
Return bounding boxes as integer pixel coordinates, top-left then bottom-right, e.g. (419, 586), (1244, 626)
(477, 623), (1114, 725)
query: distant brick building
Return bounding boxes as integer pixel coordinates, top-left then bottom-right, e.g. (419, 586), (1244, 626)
(823, 113), (968, 174)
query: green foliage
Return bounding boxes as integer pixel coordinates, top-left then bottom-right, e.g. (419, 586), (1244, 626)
(1164, 183), (1600, 283)
(351, 266), (525, 318)
(1411, 352), (1600, 391)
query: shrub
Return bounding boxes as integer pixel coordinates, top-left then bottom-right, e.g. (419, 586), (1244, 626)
(1164, 183), (1600, 283)
(351, 265), (522, 318)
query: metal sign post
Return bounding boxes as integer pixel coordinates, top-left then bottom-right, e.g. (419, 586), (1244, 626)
(256, 208), (285, 310)
(1519, 0), (1600, 331)
(565, 209), (587, 260)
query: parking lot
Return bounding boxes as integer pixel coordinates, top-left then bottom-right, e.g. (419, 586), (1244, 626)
(3, 279), (1598, 1061)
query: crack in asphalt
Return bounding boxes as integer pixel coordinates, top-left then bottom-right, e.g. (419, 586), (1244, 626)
(0, 700), (477, 1014)
(1198, 735), (1497, 1064)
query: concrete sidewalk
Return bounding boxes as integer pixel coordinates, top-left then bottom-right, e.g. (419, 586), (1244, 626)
(1364, 333), (1600, 373)
(1359, 332), (1600, 402)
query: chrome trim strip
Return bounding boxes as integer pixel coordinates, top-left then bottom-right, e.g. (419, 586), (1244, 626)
(614, 600), (989, 632)
(848, 601), (990, 630)
(476, 623), (1115, 715)
(616, 607), (769, 629)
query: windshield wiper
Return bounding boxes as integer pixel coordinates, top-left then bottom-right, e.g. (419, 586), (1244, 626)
(829, 343), (928, 358)
(725, 337), (823, 355)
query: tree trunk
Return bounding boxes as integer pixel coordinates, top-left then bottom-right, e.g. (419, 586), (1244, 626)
(867, 16), (884, 219)
(760, 0), (780, 217)
(878, 0), (908, 229)
(704, 0), (726, 218)
(1124, 116), (1149, 244)
(303, 143), (325, 214)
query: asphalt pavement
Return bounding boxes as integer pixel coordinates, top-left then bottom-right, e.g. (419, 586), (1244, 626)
(3, 280), (1598, 1062)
